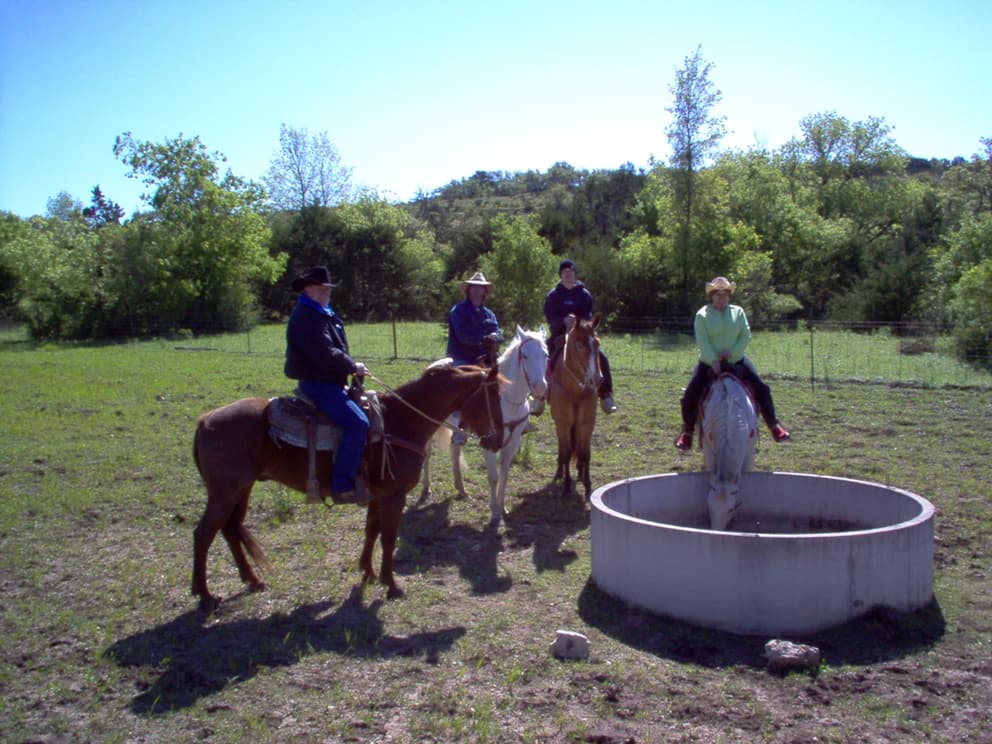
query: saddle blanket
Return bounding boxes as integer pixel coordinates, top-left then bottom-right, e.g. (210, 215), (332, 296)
(267, 396), (342, 451)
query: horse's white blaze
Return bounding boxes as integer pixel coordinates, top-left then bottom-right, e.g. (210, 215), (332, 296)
(702, 375), (757, 530)
(421, 326), (549, 528)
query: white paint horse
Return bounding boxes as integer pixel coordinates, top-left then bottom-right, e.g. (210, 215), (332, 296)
(701, 372), (758, 530)
(420, 326), (549, 528)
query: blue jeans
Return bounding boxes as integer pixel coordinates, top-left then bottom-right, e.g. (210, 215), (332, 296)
(299, 380), (369, 493)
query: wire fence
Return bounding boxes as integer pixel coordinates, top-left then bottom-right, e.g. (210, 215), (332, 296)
(156, 316), (992, 391)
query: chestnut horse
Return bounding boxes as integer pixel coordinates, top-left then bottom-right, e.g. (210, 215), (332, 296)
(191, 364), (503, 612)
(549, 317), (603, 498)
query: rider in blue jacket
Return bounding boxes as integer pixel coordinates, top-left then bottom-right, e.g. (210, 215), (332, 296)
(447, 271), (503, 366)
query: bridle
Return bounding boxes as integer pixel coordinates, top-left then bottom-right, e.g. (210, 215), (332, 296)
(505, 335), (546, 406)
(560, 326), (600, 392)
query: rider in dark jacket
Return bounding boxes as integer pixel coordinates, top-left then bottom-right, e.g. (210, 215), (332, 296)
(285, 266), (371, 505)
(543, 258), (616, 414)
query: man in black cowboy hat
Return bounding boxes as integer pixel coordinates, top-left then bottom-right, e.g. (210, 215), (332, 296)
(285, 266), (372, 505)
(446, 271), (504, 367)
(542, 258), (617, 414)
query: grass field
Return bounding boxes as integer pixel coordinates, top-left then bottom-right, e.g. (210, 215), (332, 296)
(1, 328), (991, 742)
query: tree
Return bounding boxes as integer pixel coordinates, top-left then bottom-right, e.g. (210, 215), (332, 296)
(82, 185), (125, 228)
(479, 215), (557, 327)
(113, 132), (284, 333)
(264, 123), (352, 212)
(666, 46), (727, 311)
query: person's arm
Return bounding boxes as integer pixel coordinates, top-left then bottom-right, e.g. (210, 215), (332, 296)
(728, 306), (751, 361)
(694, 308), (719, 367)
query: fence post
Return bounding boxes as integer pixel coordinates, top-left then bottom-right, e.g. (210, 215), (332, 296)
(808, 320), (815, 392)
(392, 315), (398, 360)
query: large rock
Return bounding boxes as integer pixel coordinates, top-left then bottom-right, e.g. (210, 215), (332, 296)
(550, 630), (589, 660)
(764, 639), (821, 671)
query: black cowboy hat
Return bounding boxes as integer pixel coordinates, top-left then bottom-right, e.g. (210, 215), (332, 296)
(291, 266), (340, 291)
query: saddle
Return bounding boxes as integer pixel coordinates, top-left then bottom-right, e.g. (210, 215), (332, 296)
(267, 382), (384, 502)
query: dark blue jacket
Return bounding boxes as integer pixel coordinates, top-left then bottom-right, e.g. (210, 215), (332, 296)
(284, 295), (356, 385)
(446, 298), (503, 365)
(544, 280), (594, 343)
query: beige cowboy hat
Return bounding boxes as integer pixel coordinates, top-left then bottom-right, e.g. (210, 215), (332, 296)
(705, 276), (737, 297)
(461, 271), (494, 297)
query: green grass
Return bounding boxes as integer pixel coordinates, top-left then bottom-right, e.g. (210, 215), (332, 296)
(1, 328), (991, 742)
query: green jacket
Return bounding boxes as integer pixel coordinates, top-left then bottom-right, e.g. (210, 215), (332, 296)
(694, 303), (750, 365)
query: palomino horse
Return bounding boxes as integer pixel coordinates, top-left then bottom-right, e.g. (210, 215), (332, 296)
(549, 317), (603, 498)
(191, 364), (503, 612)
(421, 326), (549, 528)
(701, 372), (758, 530)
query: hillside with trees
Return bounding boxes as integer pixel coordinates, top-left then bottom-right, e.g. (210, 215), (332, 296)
(1, 51), (989, 369)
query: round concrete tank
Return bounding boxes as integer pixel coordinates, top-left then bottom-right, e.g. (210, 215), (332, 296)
(590, 471), (935, 636)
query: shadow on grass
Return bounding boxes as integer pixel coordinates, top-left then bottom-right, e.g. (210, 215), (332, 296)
(104, 586), (465, 716)
(395, 496), (513, 595)
(577, 578), (946, 669)
(504, 482), (590, 573)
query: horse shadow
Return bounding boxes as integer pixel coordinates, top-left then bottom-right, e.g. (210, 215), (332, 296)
(502, 483), (591, 573)
(395, 497), (513, 595)
(103, 586), (465, 715)
(577, 579), (946, 671)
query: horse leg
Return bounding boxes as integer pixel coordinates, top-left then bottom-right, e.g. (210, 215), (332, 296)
(486, 448), (502, 528)
(360, 501), (382, 585)
(376, 495), (407, 599)
(419, 437), (433, 501)
(451, 439), (467, 499)
(219, 487), (267, 593)
(192, 491), (235, 612)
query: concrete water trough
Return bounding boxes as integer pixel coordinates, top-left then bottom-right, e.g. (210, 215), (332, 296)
(590, 471), (935, 636)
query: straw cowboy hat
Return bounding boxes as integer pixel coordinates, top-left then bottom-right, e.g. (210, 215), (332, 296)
(705, 276), (737, 297)
(291, 266), (340, 291)
(461, 271), (494, 297)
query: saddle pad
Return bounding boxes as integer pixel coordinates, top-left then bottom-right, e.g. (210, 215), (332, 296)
(267, 396), (342, 451)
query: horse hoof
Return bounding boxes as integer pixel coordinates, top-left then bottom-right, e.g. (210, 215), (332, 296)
(248, 581), (267, 594)
(197, 595), (220, 615)
(386, 585), (405, 599)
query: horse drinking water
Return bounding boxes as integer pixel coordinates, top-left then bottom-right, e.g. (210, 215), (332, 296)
(191, 364), (503, 612)
(421, 326), (549, 528)
(700, 372), (758, 530)
(549, 316), (603, 498)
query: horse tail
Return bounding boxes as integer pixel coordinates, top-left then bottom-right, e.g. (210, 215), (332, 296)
(234, 520), (271, 572)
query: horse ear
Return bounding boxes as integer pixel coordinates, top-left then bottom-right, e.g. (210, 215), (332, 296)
(591, 314), (601, 329)
(516, 325), (525, 338)
(486, 365), (500, 382)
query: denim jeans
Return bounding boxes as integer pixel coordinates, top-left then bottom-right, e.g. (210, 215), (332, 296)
(299, 380), (369, 493)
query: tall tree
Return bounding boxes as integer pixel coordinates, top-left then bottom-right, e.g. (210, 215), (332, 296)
(82, 185), (125, 228)
(113, 132), (284, 333)
(264, 123), (352, 212)
(666, 46), (727, 311)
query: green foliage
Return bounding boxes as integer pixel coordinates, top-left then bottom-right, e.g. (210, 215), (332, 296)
(948, 259), (992, 369)
(479, 215), (556, 327)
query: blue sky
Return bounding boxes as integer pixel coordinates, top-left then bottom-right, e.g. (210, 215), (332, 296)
(2, 0), (989, 219)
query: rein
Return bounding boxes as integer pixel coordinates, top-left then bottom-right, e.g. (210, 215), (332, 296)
(367, 371), (500, 441)
(559, 328), (597, 392)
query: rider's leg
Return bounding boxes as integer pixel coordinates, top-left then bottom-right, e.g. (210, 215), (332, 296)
(598, 350), (617, 413)
(737, 358), (789, 441)
(299, 380), (371, 502)
(677, 362), (710, 448)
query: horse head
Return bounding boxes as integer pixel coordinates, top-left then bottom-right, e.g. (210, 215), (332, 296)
(559, 315), (603, 393)
(453, 364), (505, 453)
(501, 325), (548, 402)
